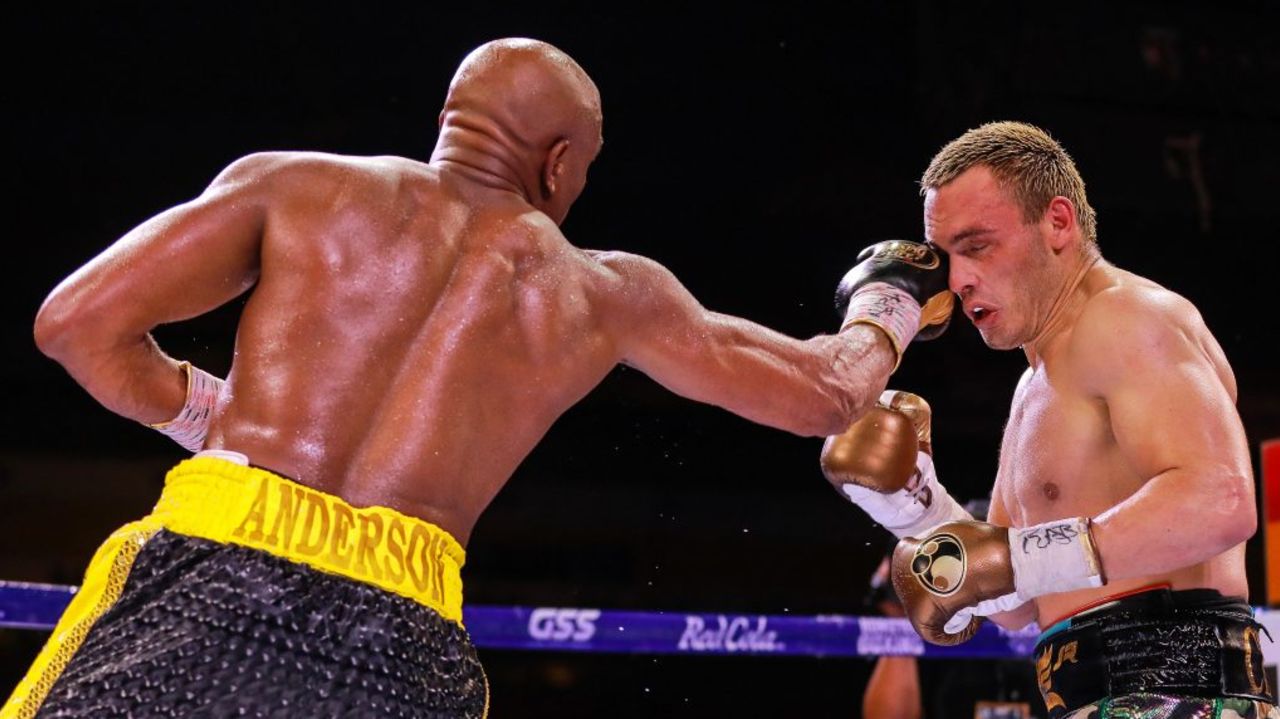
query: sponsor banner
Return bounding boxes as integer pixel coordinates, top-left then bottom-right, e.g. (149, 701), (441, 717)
(459, 605), (1040, 658)
(0, 583), (1095, 660)
(856, 616), (925, 656)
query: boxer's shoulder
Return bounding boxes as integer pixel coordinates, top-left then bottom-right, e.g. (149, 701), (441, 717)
(1068, 275), (1207, 391)
(1077, 280), (1202, 343)
(215, 152), (430, 197)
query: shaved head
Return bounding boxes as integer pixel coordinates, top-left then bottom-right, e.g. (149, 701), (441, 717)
(433, 38), (602, 223)
(447, 39), (600, 144)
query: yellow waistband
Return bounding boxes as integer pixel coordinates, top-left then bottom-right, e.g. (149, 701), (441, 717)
(152, 457), (465, 624)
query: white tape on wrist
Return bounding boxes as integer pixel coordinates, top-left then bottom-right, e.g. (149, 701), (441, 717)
(147, 361), (224, 453)
(943, 593), (1027, 634)
(1008, 517), (1105, 601)
(840, 452), (971, 539)
(839, 283), (921, 369)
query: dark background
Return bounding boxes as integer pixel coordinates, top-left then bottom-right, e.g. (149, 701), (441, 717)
(4, 2), (1278, 716)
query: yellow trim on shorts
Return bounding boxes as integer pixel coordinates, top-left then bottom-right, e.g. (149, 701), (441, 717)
(1, 457), (467, 719)
(1, 522), (156, 719)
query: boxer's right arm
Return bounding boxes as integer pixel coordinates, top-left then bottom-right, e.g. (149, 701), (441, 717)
(593, 251), (895, 437)
(33, 153), (283, 426)
(820, 391), (971, 538)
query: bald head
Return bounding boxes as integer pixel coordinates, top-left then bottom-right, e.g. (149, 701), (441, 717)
(433, 39), (602, 223)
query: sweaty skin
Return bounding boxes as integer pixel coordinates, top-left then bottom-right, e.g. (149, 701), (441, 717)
(34, 39), (894, 545)
(925, 166), (1252, 629)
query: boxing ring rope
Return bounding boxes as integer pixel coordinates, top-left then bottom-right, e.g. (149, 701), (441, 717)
(0, 579), (1033, 659)
(7, 580), (1280, 662)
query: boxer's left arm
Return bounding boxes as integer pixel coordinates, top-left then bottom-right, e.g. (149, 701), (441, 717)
(33, 153), (277, 425)
(1072, 289), (1254, 580)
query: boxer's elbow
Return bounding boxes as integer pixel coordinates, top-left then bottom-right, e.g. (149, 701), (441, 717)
(34, 292), (81, 363)
(34, 289), (117, 368)
(1208, 472), (1257, 546)
(1191, 469), (1256, 550)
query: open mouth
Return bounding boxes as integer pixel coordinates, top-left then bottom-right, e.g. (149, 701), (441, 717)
(970, 306), (997, 327)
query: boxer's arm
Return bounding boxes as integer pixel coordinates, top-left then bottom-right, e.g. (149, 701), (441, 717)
(33, 153), (278, 424)
(1075, 290), (1254, 580)
(592, 251), (895, 437)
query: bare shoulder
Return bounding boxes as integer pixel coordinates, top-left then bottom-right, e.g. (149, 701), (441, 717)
(211, 151), (430, 196)
(581, 250), (684, 301)
(1069, 270), (1215, 392)
(1075, 273), (1205, 346)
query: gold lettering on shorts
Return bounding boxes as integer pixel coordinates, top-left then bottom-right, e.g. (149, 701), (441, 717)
(1053, 640), (1078, 671)
(354, 514), (384, 581)
(384, 518), (407, 583)
(1037, 644), (1066, 711)
(326, 502), (356, 570)
(264, 486), (304, 549)
(433, 535), (447, 603)
(424, 533), (441, 601)
(231, 480), (271, 543)
(294, 490), (330, 556)
(406, 523), (430, 592)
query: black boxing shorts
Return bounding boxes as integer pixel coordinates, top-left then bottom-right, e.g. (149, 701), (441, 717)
(2, 456), (488, 718)
(1033, 586), (1274, 719)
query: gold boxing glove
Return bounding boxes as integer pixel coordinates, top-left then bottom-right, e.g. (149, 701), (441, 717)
(821, 391), (970, 538)
(891, 517), (1105, 645)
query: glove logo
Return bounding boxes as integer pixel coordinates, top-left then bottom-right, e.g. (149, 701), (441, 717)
(910, 532), (966, 596)
(877, 240), (941, 270)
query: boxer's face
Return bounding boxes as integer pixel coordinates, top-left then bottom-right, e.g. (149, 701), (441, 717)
(924, 166), (1058, 350)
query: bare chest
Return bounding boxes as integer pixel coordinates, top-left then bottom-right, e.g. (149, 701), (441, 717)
(996, 369), (1128, 525)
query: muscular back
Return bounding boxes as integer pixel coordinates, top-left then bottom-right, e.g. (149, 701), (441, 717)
(204, 153), (620, 542)
(992, 264), (1249, 625)
(37, 149), (889, 546)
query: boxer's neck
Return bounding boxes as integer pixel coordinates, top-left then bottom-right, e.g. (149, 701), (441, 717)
(431, 119), (538, 203)
(1022, 246), (1102, 367)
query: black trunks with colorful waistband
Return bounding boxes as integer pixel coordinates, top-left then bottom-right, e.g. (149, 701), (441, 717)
(1033, 587), (1273, 719)
(2, 456), (488, 718)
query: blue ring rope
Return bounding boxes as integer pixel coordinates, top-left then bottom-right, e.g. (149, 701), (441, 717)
(0, 580), (1039, 659)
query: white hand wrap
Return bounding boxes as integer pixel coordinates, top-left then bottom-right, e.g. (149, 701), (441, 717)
(146, 361), (224, 453)
(943, 518), (1103, 634)
(943, 594), (1027, 635)
(839, 282), (921, 370)
(1009, 517), (1105, 601)
(840, 452), (971, 539)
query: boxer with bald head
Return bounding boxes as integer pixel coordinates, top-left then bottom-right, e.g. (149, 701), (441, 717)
(11, 39), (949, 716)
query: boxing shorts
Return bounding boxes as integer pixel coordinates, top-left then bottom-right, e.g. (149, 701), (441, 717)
(1, 455), (488, 718)
(1034, 587), (1276, 719)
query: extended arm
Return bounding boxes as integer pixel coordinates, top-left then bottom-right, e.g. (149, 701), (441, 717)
(593, 251), (895, 437)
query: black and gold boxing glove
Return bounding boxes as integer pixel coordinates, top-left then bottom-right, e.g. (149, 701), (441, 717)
(835, 240), (953, 367)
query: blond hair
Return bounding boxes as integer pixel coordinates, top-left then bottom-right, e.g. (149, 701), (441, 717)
(920, 121), (1097, 243)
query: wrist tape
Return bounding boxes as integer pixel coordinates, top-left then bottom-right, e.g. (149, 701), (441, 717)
(147, 361), (224, 453)
(841, 452), (971, 539)
(1009, 516), (1106, 601)
(839, 283), (921, 370)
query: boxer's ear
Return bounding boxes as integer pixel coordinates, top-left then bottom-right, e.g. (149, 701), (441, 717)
(1044, 196), (1076, 253)
(541, 138), (571, 199)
